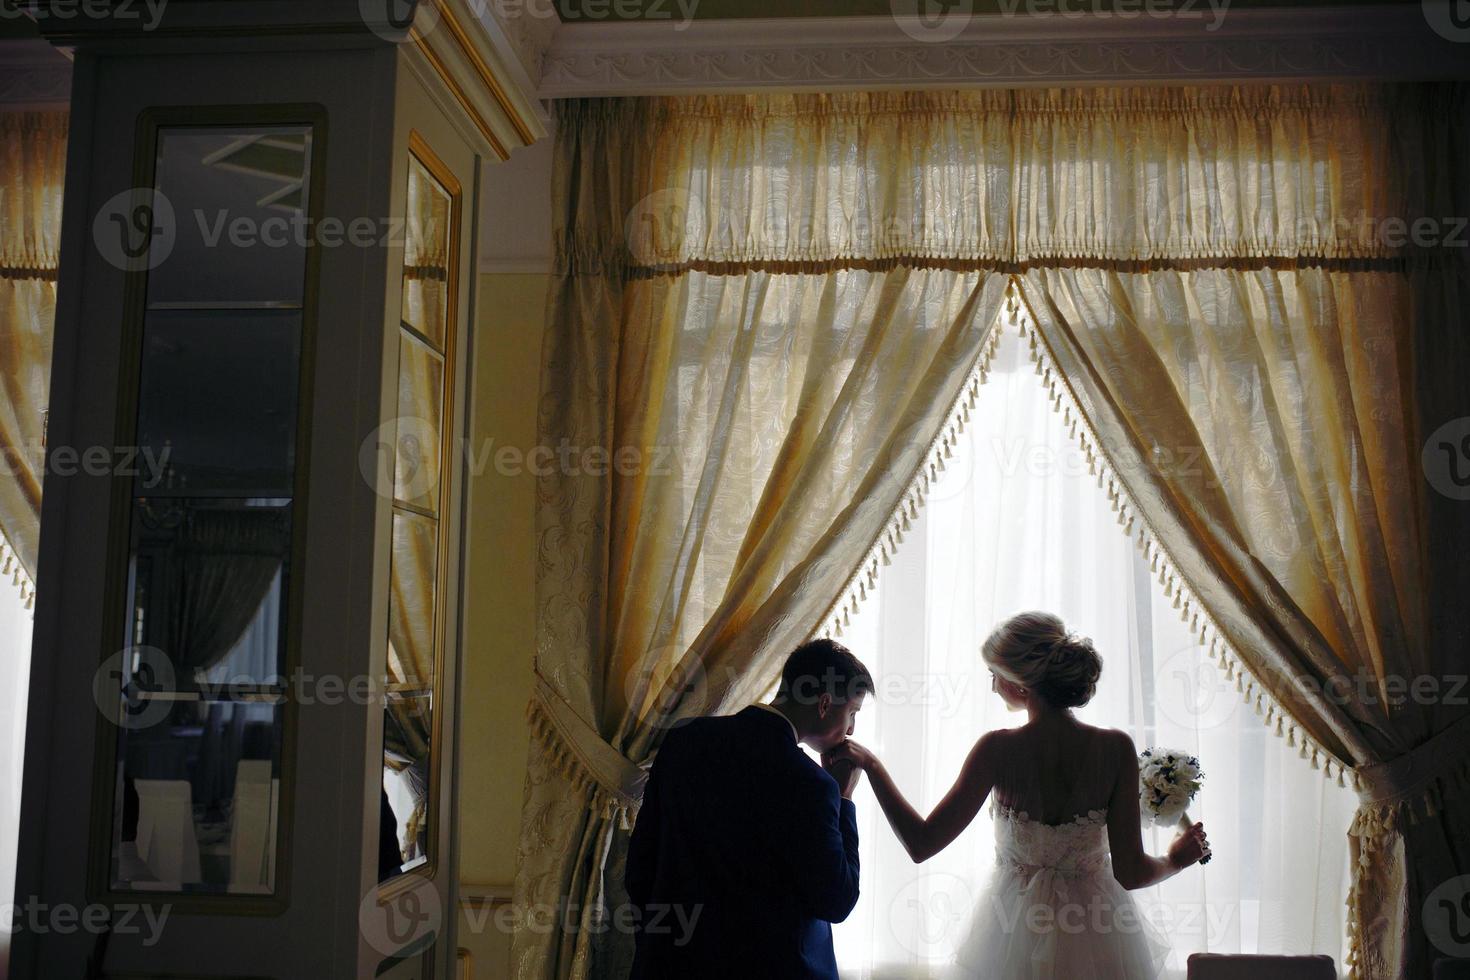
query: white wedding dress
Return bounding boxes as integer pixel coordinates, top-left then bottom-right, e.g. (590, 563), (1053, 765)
(951, 734), (1170, 979)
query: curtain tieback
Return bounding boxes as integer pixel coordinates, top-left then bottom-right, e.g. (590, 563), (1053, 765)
(1354, 712), (1470, 811)
(528, 675), (648, 825)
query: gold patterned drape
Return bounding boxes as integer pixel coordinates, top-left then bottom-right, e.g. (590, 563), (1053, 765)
(0, 111), (67, 604)
(1008, 83), (1469, 979)
(517, 85), (1468, 980)
(515, 95), (1012, 979)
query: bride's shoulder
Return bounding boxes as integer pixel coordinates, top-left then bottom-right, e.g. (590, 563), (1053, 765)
(964, 728), (1013, 768)
(1080, 724), (1137, 759)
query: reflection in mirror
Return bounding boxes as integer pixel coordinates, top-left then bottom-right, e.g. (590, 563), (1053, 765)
(106, 117), (315, 900)
(379, 142), (457, 884)
(393, 335), (444, 514)
(389, 510), (437, 693)
(380, 697), (432, 879)
(401, 156), (451, 348)
(380, 509), (437, 880)
(149, 127), (314, 308)
(110, 499), (291, 894)
(135, 310), (301, 496)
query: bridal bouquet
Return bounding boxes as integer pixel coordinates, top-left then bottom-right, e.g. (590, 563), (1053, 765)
(1138, 748), (1211, 864)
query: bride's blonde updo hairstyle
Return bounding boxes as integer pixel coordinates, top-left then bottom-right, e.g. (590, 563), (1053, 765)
(982, 611), (1103, 709)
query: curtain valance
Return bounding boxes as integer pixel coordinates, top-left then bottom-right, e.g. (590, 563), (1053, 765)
(558, 85), (1460, 275)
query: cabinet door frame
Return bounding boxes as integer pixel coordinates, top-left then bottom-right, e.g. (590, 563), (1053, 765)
(86, 101), (329, 917)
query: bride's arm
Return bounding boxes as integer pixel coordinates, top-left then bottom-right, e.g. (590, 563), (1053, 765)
(830, 735), (998, 864)
(1104, 730), (1210, 890)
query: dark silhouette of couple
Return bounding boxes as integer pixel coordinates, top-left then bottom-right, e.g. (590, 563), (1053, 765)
(627, 615), (1211, 980)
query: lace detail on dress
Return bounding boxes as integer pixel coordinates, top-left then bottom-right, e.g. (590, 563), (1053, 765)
(955, 801), (1170, 978)
(992, 802), (1111, 878)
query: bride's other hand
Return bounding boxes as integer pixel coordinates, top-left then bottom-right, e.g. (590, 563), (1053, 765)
(824, 739), (876, 771)
(1167, 821), (1211, 869)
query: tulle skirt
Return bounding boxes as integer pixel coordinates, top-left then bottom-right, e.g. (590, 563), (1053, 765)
(950, 867), (1170, 980)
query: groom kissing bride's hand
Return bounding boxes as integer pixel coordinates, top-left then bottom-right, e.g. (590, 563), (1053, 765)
(820, 743), (864, 799)
(626, 639), (874, 980)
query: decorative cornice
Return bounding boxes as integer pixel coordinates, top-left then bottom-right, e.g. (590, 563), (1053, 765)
(539, 5), (1470, 98)
(466, 0), (559, 91)
(0, 40), (71, 109)
(408, 0), (553, 160)
(436, 0), (548, 146)
(411, 26), (513, 160)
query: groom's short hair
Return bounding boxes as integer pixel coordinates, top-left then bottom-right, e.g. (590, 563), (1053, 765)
(775, 639), (873, 707)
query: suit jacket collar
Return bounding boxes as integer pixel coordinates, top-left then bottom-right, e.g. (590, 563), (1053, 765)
(741, 703), (800, 743)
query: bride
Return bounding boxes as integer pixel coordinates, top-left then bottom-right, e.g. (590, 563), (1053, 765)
(829, 611), (1211, 979)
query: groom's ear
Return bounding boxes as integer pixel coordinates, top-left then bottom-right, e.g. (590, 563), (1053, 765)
(815, 692), (833, 719)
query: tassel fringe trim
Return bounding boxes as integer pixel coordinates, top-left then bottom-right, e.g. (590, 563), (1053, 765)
(1010, 289), (1349, 788)
(813, 278), (1350, 798)
(526, 694), (641, 831)
(0, 533), (35, 615)
(1342, 735), (1470, 976)
(815, 292), (1007, 640)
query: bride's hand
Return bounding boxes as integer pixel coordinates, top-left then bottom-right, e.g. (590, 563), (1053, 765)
(824, 739), (877, 771)
(1167, 821), (1211, 869)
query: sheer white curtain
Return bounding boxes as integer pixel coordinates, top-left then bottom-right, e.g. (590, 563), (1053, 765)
(0, 581), (34, 979)
(829, 329), (1358, 979)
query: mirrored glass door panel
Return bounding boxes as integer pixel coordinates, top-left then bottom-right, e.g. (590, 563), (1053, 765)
(378, 145), (459, 885)
(100, 121), (315, 898)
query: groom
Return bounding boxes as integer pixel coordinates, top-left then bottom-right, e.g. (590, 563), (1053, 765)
(626, 639), (873, 980)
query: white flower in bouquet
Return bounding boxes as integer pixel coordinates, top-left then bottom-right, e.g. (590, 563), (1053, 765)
(1138, 747), (1210, 863)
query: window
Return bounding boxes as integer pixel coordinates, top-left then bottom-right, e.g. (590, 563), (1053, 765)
(829, 329), (1357, 978)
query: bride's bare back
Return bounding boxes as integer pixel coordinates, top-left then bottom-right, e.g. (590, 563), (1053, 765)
(989, 717), (1121, 825)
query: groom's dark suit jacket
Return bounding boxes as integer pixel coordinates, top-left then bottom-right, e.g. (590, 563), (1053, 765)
(626, 705), (861, 980)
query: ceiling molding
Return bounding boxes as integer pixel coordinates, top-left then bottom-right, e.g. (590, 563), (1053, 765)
(539, 5), (1470, 98)
(438, 0), (551, 142)
(408, 1), (554, 161)
(0, 39), (71, 109)
(464, 0), (559, 93)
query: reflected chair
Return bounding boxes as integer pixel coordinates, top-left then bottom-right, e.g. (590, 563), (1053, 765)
(133, 778), (202, 886)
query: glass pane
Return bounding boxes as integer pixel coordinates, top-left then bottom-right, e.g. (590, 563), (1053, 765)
(149, 126), (314, 308)
(135, 310), (301, 496)
(107, 498), (291, 895)
(388, 509), (437, 694)
(393, 334), (444, 512)
(380, 143), (456, 887)
(110, 701), (284, 895)
(379, 696), (432, 880)
(125, 498), (291, 693)
(401, 156), (451, 349)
